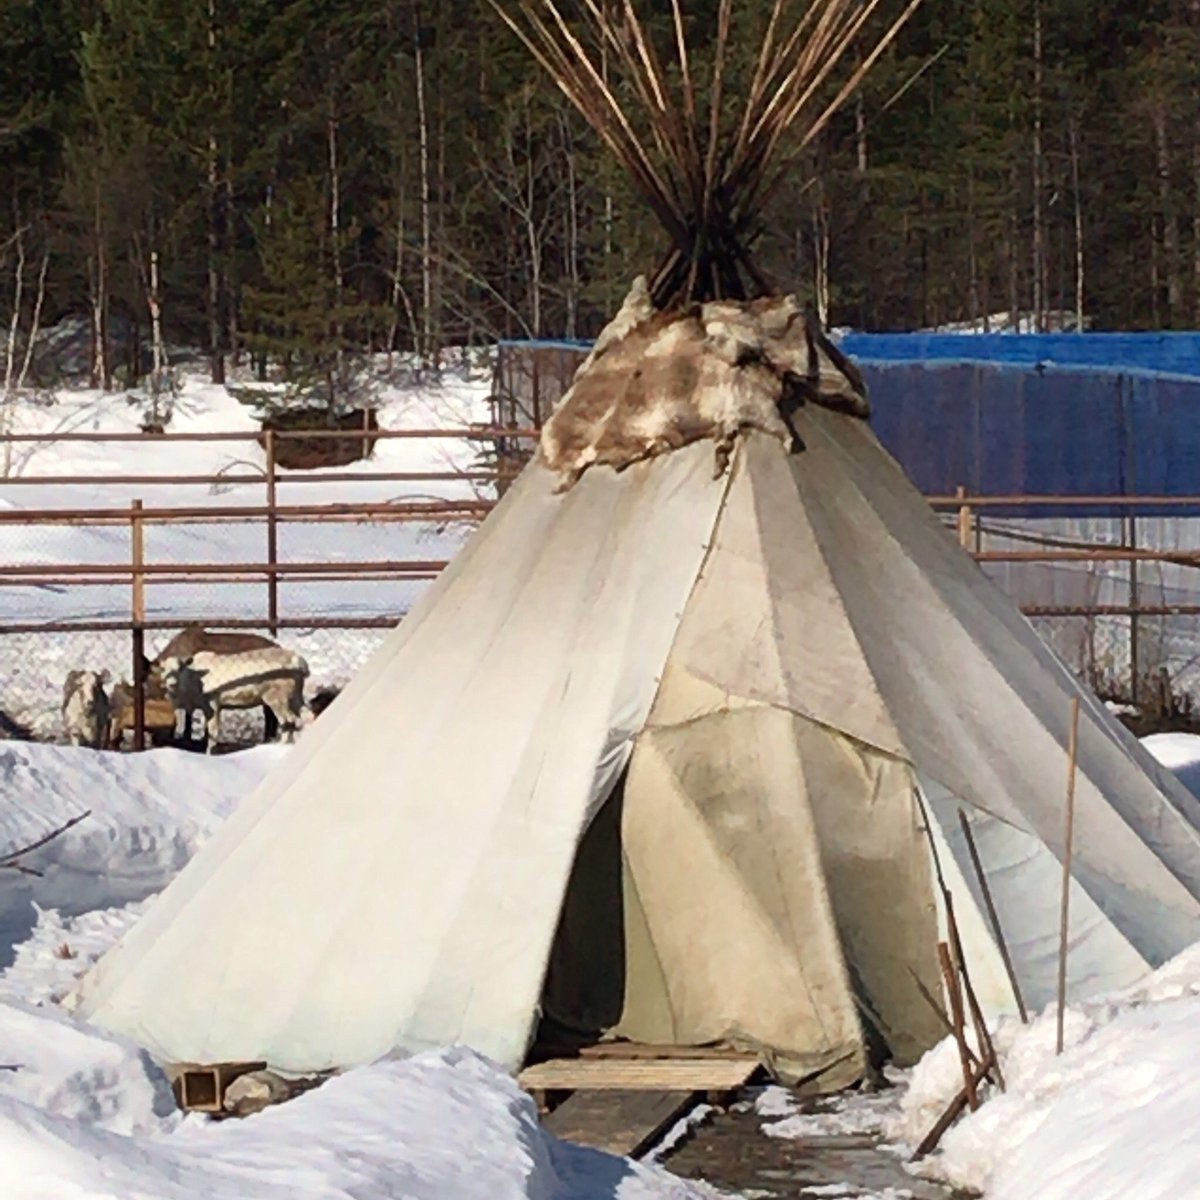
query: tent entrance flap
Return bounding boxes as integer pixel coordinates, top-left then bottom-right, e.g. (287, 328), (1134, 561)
(536, 772), (631, 1056)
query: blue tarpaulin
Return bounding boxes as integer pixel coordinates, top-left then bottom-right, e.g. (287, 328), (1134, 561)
(858, 359), (1200, 516)
(839, 332), (1200, 376)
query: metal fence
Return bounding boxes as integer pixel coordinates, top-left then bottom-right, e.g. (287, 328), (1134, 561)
(940, 491), (1200, 723)
(3, 425), (1200, 750)
(0, 426), (532, 749)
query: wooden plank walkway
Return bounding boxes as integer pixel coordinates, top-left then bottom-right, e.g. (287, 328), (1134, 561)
(543, 1089), (695, 1156)
(521, 1048), (761, 1157)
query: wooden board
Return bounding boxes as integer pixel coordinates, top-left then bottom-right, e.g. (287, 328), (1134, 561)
(542, 1088), (694, 1157)
(520, 1055), (759, 1091)
(572, 1042), (755, 1061)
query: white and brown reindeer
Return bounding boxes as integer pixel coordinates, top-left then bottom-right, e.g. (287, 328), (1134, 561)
(61, 669), (111, 749)
(153, 625), (284, 744)
(158, 645), (309, 754)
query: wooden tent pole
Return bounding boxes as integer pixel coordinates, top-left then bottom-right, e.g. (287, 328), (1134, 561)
(1056, 696), (1081, 1055)
(958, 808), (1029, 1023)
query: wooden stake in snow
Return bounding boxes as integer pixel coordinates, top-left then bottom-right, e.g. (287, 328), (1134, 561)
(946, 900), (1005, 1092)
(1056, 695), (1081, 1055)
(911, 1048), (994, 1161)
(937, 941), (978, 1111)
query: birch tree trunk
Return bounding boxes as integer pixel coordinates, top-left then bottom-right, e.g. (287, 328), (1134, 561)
(4, 229), (49, 477)
(148, 248), (167, 424)
(387, 157), (408, 364)
(1068, 115), (1085, 331)
(327, 110), (344, 398)
(89, 184), (110, 391)
(812, 185), (831, 327)
(206, 0), (225, 384)
(1, 231), (22, 479)
(560, 112), (580, 339)
(1153, 94), (1183, 322)
(412, 3), (434, 368)
(1031, 0), (1045, 332)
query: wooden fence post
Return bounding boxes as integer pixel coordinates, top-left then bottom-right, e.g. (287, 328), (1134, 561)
(956, 485), (973, 550)
(265, 430), (278, 636)
(130, 498), (146, 752)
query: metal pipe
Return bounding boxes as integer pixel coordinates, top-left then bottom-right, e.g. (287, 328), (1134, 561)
(0, 560), (451, 578)
(0, 470), (499, 486)
(0, 426), (540, 443)
(0, 501), (492, 524)
(0, 615), (403, 635)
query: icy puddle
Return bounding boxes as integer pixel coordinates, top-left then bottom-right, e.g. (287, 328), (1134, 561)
(662, 1088), (976, 1200)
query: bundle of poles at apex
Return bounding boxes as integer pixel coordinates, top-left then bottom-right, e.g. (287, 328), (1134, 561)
(487, 0), (927, 308)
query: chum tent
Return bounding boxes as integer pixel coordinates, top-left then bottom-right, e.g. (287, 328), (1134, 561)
(73, 0), (1200, 1091)
(73, 286), (1200, 1088)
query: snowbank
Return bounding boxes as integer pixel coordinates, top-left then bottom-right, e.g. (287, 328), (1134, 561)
(0, 742), (285, 969)
(0, 1040), (708, 1200)
(0, 998), (175, 1137)
(890, 942), (1200, 1199)
(0, 744), (713, 1200)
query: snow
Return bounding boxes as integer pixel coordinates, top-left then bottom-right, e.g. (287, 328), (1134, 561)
(753, 1086), (896, 1141)
(0, 741), (286, 969)
(0, 743), (716, 1200)
(888, 945), (1200, 1200)
(1140, 731), (1200, 798)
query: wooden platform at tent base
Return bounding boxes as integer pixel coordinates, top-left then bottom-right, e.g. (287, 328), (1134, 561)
(519, 1044), (762, 1156)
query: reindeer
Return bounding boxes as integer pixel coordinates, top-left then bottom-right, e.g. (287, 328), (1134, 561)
(159, 647), (309, 754)
(61, 670), (110, 749)
(152, 625), (285, 744)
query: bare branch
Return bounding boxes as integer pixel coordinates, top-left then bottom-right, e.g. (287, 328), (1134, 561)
(0, 810), (92, 875)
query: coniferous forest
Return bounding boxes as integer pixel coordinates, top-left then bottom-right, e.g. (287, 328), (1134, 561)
(2, 1), (1199, 397)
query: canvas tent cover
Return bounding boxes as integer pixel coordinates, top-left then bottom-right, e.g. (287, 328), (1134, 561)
(74, 289), (1200, 1088)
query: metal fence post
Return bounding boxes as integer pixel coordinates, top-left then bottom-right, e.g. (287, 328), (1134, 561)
(130, 498), (146, 752)
(265, 430), (278, 636)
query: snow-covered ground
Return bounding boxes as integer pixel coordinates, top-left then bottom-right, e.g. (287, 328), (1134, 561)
(0, 741), (714, 1200)
(7, 733), (1200, 1199)
(0, 365), (496, 737)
